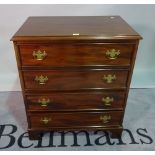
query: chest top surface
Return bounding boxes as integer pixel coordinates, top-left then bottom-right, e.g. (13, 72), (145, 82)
(11, 16), (142, 40)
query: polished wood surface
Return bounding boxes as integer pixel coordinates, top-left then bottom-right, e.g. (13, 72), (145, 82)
(23, 69), (128, 90)
(29, 111), (123, 128)
(12, 16), (142, 140)
(11, 16), (142, 40)
(19, 43), (134, 67)
(26, 91), (125, 111)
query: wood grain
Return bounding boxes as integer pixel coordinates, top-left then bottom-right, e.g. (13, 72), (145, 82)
(26, 91), (126, 111)
(11, 16), (142, 40)
(11, 16), (141, 140)
(23, 69), (128, 91)
(19, 43), (134, 67)
(29, 111), (123, 128)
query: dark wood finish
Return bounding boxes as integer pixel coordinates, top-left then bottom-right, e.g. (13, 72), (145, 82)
(26, 91), (125, 111)
(120, 40), (140, 125)
(11, 16), (142, 40)
(29, 111), (123, 128)
(19, 43), (134, 67)
(23, 69), (128, 90)
(11, 16), (142, 140)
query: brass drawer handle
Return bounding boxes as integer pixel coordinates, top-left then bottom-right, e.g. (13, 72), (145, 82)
(38, 98), (50, 107)
(35, 75), (48, 84)
(106, 49), (120, 59)
(33, 50), (47, 60)
(103, 74), (116, 83)
(40, 117), (51, 124)
(102, 97), (114, 106)
(100, 115), (111, 123)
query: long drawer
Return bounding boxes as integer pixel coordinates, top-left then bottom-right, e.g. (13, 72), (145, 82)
(22, 69), (128, 91)
(19, 43), (134, 67)
(29, 111), (123, 128)
(26, 91), (125, 111)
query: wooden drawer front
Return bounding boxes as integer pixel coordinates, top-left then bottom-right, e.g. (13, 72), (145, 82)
(26, 91), (125, 111)
(23, 70), (128, 90)
(19, 43), (134, 67)
(29, 111), (123, 128)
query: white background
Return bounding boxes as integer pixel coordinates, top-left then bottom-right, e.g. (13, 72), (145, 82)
(0, 4), (155, 91)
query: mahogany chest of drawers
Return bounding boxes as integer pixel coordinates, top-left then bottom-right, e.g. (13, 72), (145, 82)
(11, 16), (142, 140)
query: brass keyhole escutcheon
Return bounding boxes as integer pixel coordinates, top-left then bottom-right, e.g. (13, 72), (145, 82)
(106, 49), (120, 59)
(35, 75), (48, 85)
(102, 97), (114, 106)
(103, 74), (116, 83)
(38, 98), (50, 107)
(100, 115), (111, 124)
(33, 50), (47, 60)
